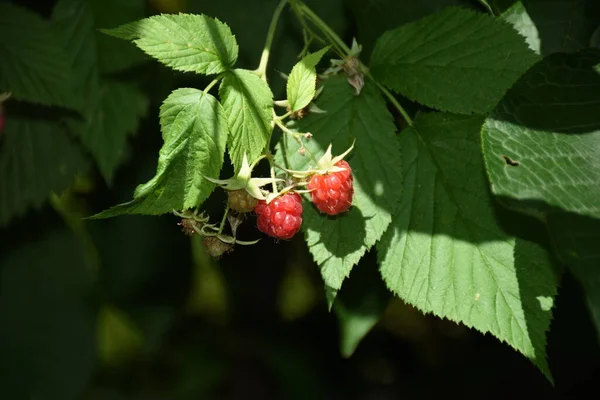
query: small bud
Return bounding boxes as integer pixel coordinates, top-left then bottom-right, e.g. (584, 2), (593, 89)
(304, 132), (313, 140)
(178, 218), (200, 235)
(298, 146), (306, 156)
(203, 236), (233, 259)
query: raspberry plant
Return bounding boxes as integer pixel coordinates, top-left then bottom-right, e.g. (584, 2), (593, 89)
(1, 0), (600, 393)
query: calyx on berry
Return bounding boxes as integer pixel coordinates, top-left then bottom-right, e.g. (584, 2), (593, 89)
(280, 140), (355, 179)
(204, 153), (282, 201)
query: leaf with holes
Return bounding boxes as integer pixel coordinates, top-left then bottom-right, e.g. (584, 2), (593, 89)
(370, 6), (539, 114)
(275, 76), (402, 292)
(91, 88), (229, 218)
(287, 46), (330, 112)
(219, 69), (273, 170)
(482, 50), (600, 220)
(102, 13), (238, 75)
(377, 112), (557, 380)
(0, 3), (79, 110)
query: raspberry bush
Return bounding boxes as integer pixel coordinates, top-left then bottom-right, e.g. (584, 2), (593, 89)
(1, 0), (600, 395)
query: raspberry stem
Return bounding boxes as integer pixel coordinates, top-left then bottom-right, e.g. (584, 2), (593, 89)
(218, 205), (230, 235)
(274, 118), (319, 164)
(203, 75), (223, 94)
(290, 0), (414, 127)
(256, 0), (289, 81)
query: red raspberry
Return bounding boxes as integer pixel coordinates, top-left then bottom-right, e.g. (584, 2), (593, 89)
(227, 189), (257, 213)
(255, 192), (303, 240)
(0, 111), (5, 133)
(307, 160), (353, 215)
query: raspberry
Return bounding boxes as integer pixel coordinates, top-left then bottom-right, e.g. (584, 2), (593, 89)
(203, 236), (233, 259)
(0, 111), (5, 133)
(227, 189), (257, 213)
(255, 192), (303, 240)
(307, 160), (353, 215)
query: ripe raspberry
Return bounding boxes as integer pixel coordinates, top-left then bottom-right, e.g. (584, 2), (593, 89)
(307, 160), (353, 215)
(227, 189), (258, 213)
(255, 192), (303, 240)
(203, 236), (233, 259)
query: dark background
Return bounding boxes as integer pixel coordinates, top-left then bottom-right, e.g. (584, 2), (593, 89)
(1, 0), (599, 398)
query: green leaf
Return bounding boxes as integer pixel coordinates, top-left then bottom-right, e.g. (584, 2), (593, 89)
(547, 213), (600, 339)
(334, 253), (390, 357)
(53, 0), (149, 183)
(0, 229), (96, 399)
(501, 1), (541, 54)
(287, 46), (330, 112)
(91, 88), (229, 218)
(524, 0), (600, 55)
(219, 69), (273, 170)
(90, 0), (149, 73)
(0, 3), (79, 110)
(72, 81), (149, 183)
(346, 0), (476, 58)
(370, 6), (540, 114)
(0, 117), (88, 227)
(275, 76), (402, 291)
(481, 50), (600, 220)
(377, 112), (557, 379)
(102, 13), (238, 75)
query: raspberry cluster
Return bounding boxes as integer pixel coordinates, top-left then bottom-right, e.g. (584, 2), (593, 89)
(179, 145), (355, 257)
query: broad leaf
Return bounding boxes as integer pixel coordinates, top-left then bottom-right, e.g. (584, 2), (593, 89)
(377, 112), (557, 379)
(103, 13), (238, 75)
(0, 229), (96, 399)
(73, 81), (149, 183)
(0, 117), (88, 227)
(219, 69), (273, 170)
(287, 46), (330, 112)
(91, 88), (229, 218)
(275, 76), (402, 291)
(90, 0), (149, 73)
(524, 0), (600, 55)
(53, 0), (149, 183)
(482, 50), (600, 220)
(346, 0), (476, 58)
(370, 7), (539, 114)
(0, 3), (79, 110)
(501, 1), (541, 54)
(334, 254), (390, 357)
(548, 213), (600, 339)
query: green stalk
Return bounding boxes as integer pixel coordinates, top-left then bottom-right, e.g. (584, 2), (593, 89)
(256, 0), (289, 81)
(292, 0), (414, 127)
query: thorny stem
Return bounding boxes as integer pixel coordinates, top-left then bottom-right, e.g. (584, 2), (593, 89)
(256, 0), (289, 81)
(292, 0), (414, 127)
